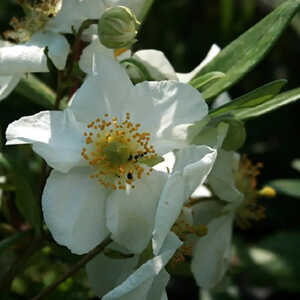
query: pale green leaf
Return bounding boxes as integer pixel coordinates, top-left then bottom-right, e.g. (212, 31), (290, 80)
(190, 72), (225, 90)
(192, 0), (300, 101)
(234, 86), (300, 120)
(209, 80), (287, 118)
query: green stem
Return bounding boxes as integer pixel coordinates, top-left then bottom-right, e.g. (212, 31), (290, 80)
(15, 74), (56, 109)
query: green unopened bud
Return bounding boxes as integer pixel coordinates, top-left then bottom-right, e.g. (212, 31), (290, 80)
(98, 6), (140, 49)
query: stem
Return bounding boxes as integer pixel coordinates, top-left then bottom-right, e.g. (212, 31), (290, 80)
(31, 236), (112, 300)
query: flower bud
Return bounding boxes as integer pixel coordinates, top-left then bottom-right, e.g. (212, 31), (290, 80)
(98, 6), (140, 49)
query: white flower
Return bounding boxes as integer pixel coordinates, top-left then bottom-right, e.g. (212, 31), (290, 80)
(152, 145), (217, 255)
(6, 56), (208, 255)
(151, 144), (241, 289)
(86, 232), (181, 299)
(190, 150), (243, 289)
(0, 0), (148, 101)
(128, 44), (221, 82)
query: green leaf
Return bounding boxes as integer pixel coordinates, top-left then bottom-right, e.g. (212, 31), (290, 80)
(234, 86), (300, 120)
(190, 71), (225, 90)
(192, 0), (300, 101)
(0, 231), (29, 255)
(209, 79), (287, 118)
(269, 179), (300, 198)
(222, 118), (246, 151)
(15, 74), (56, 109)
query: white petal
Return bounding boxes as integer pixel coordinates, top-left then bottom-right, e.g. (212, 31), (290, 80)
(30, 31), (70, 70)
(106, 170), (167, 253)
(79, 37), (114, 74)
(177, 44), (221, 83)
(152, 172), (185, 255)
(42, 168), (110, 254)
(133, 50), (178, 80)
(70, 56), (134, 123)
(211, 92), (231, 109)
(153, 151), (176, 174)
(191, 185), (212, 199)
(191, 214), (234, 289)
(0, 75), (21, 101)
(146, 269), (170, 300)
(132, 80), (208, 154)
(103, 232), (181, 299)
(6, 109), (85, 173)
(0, 32), (69, 75)
(46, 0), (106, 33)
(86, 247), (139, 297)
(153, 146), (216, 255)
(208, 150), (244, 203)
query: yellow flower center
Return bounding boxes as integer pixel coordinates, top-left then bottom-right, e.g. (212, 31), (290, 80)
(170, 211), (207, 267)
(81, 112), (157, 190)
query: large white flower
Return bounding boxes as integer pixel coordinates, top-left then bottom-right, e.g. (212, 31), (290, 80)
(6, 55), (209, 255)
(190, 150), (244, 289)
(151, 144), (242, 289)
(86, 232), (181, 299)
(0, 0), (148, 101)
(152, 145), (217, 255)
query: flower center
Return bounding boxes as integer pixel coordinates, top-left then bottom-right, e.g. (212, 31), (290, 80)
(4, 0), (61, 43)
(235, 155), (266, 229)
(81, 112), (158, 190)
(170, 211), (207, 267)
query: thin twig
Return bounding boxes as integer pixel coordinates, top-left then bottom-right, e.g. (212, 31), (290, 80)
(31, 236), (112, 300)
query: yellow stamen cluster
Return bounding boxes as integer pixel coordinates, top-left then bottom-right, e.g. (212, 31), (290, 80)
(4, 0), (61, 43)
(170, 213), (207, 267)
(81, 112), (157, 190)
(235, 155), (266, 229)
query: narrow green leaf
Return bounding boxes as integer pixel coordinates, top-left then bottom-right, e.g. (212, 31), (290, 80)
(192, 0), (300, 101)
(235, 86), (300, 120)
(209, 79), (287, 118)
(15, 74), (56, 109)
(0, 231), (29, 254)
(190, 71), (225, 90)
(269, 179), (300, 198)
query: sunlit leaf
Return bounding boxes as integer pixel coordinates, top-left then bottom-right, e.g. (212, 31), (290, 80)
(192, 0), (300, 101)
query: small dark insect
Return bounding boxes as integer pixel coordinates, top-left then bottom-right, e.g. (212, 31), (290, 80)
(48, 13), (54, 18)
(128, 154), (133, 161)
(127, 173), (133, 180)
